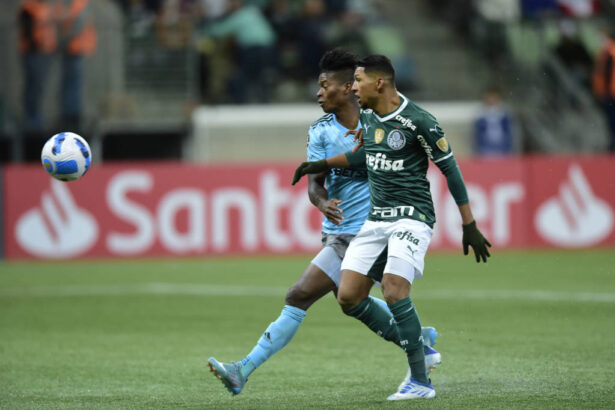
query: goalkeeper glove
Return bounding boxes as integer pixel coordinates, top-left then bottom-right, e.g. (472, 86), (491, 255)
(291, 159), (328, 185)
(462, 221), (492, 263)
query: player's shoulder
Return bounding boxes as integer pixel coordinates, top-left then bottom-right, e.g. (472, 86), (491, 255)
(400, 100), (442, 138)
(309, 113), (335, 130)
(402, 96), (437, 124)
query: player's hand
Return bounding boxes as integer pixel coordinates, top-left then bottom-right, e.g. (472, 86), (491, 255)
(319, 199), (344, 225)
(462, 221), (492, 263)
(344, 129), (364, 152)
(292, 159), (328, 185)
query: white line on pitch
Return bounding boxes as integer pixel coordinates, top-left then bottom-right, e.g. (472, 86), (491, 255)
(1, 283), (615, 303)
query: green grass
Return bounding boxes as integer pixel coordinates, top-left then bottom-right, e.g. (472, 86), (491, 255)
(1, 251), (614, 409)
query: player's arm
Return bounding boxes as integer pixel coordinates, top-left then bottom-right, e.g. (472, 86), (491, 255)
(292, 148), (366, 185)
(439, 157), (491, 263)
(420, 120), (492, 262)
(308, 173), (344, 225)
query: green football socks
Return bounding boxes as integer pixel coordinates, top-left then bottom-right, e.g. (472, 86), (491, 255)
(344, 297), (401, 347)
(389, 297), (428, 384)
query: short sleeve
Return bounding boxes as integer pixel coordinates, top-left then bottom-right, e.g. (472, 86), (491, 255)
(415, 116), (453, 164)
(306, 126), (326, 161)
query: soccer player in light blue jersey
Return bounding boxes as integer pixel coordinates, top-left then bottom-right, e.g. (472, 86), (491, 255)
(208, 48), (440, 396)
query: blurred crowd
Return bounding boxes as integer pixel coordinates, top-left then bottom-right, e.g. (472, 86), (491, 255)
(18, 0), (96, 134)
(16, 0), (615, 157)
(428, 0), (615, 153)
(113, 0), (395, 104)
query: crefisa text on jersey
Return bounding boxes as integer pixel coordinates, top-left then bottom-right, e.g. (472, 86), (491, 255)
(394, 114), (417, 131)
(366, 152), (404, 171)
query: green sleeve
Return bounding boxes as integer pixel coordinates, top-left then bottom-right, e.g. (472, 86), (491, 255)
(436, 155), (469, 205)
(344, 147), (367, 170)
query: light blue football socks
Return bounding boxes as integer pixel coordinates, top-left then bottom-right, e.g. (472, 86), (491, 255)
(238, 305), (306, 378)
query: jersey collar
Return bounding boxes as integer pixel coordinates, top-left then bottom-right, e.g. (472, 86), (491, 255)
(373, 92), (408, 122)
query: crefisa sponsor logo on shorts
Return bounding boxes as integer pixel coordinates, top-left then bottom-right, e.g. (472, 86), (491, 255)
(394, 230), (420, 245)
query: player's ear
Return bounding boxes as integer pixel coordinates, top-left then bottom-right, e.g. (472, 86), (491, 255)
(376, 77), (385, 92)
(344, 81), (353, 94)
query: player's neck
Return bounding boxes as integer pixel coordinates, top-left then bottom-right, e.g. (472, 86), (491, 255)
(373, 89), (401, 117)
(334, 104), (360, 130)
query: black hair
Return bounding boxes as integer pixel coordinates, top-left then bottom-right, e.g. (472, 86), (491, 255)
(318, 47), (358, 83)
(357, 54), (396, 81)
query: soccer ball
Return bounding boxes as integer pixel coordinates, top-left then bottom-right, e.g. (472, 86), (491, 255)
(41, 132), (92, 181)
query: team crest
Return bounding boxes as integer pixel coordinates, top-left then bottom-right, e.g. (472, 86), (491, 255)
(436, 137), (449, 152)
(387, 130), (406, 150)
(374, 129), (385, 144)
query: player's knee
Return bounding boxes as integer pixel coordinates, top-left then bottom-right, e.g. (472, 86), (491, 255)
(381, 284), (406, 305)
(381, 274), (410, 305)
(285, 284), (312, 310)
(337, 289), (362, 312)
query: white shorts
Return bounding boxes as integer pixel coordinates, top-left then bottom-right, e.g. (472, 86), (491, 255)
(340, 219), (433, 283)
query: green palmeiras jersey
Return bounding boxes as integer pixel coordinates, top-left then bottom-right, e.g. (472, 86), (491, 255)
(346, 92), (469, 228)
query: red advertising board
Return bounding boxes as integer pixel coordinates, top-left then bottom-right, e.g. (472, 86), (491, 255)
(2, 156), (615, 260)
(526, 156), (615, 248)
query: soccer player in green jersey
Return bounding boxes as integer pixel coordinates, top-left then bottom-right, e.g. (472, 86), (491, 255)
(292, 54), (491, 400)
(208, 49), (441, 396)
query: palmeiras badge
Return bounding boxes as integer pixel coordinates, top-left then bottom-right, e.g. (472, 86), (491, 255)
(387, 130), (406, 150)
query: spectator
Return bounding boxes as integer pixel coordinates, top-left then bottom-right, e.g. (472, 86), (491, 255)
(196, 0), (228, 20)
(156, 0), (194, 49)
(18, 0), (57, 131)
(473, 87), (518, 156)
(520, 0), (559, 19)
(295, 0), (330, 80)
(592, 27), (615, 151)
(473, 0), (520, 67)
(556, 0), (600, 17)
(328, 9), (369, 57)
(203, 0), (277, 103)
(55, 0), (97, 132)
(553, 19), (593, 90)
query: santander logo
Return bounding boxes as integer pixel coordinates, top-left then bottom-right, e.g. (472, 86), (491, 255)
(535, 164), (613, 247)
(15, 179), (98, 258)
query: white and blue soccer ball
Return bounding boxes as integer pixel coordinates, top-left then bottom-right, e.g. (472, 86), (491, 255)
(41, 132), (92, 181)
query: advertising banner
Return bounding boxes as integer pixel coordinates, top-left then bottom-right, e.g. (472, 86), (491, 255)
(3, 156), (615, 260)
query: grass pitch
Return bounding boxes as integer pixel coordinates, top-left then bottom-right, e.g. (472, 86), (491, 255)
(1, 250), (614, 409)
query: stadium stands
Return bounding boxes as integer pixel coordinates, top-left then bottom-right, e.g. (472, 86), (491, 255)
(1, 0), (614, 162)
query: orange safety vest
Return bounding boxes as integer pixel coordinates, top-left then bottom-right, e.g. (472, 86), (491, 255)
(19, 0), (57, 54)
(58, 0), (97, 55)
(593, 40), (615, 99)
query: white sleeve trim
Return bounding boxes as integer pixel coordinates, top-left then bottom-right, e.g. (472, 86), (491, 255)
(432, 152), (453, 163)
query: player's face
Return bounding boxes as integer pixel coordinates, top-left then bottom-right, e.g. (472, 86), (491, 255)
(351, 67), (377, 109)
(316, 72), (348, 113)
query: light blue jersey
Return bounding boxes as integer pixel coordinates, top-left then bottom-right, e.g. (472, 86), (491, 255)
(307, 113), (370, 234)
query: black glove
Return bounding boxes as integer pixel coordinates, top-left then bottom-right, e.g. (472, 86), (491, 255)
(291, 159), (328, 185)
(462, 221), (492, 263)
